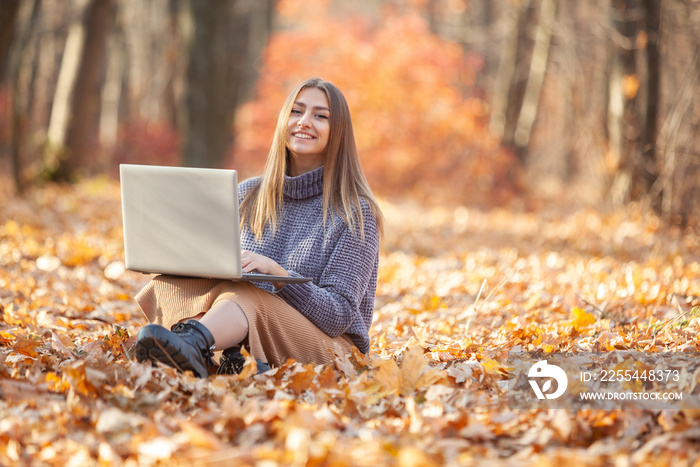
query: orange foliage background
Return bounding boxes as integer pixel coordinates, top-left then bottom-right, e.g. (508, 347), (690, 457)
(231, 0), (518, 206)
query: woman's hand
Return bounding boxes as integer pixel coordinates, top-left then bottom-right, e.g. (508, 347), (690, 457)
(241, 251), (289, 290)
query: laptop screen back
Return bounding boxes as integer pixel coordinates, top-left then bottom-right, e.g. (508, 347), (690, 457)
(120, 164), (242, 279)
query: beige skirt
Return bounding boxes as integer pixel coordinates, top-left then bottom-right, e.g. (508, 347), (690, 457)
(134, 276), (355, 367)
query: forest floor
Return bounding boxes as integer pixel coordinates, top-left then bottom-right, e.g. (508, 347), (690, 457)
(1, 176), (700, 466)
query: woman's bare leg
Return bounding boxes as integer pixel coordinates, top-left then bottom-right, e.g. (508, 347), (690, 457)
(195, 300), (249, 350)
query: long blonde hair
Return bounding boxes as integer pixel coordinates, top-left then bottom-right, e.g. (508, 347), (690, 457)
(240, 78), (383, 240)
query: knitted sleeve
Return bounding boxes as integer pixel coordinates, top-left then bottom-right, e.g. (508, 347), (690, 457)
(275, 201), (380, 338)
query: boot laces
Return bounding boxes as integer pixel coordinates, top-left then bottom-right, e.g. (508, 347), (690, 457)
(217, 347), (246, 375)
(171, 322), (216, 368)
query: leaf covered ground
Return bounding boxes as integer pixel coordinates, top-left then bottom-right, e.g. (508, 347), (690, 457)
(1, 177), (700, 466)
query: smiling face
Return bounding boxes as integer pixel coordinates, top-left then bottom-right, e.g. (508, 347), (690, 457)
(286, 87), (330, 176)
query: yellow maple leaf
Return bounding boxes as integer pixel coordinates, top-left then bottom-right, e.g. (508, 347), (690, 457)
(371, 347), (445, 396)
(373, 357), (401, 396)
(399, 346), (428, 395)
(571, 306), (595, 331)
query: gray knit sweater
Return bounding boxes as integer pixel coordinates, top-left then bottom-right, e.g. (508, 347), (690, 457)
(238, 166), (380, 354)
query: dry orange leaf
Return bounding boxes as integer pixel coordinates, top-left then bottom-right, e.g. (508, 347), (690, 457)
(373, 357), (401, 396)
(51, 331), (73, 358)
(399, 346), (430, 394)
(288, 363), (317, 395)
(371, 347), (444, 396)
(12, 335), (41, 357)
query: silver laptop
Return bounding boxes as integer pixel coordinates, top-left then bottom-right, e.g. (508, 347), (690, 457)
(120, 164), (311, 283)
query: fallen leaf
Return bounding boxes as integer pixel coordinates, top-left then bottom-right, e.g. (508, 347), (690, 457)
(571, 306), (595, 332)
(13, 335), (41, 357)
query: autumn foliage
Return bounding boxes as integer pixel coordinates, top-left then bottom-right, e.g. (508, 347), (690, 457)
(3, 1), (700, 465)
(2, 172), (700, 465)
(232, 0), (518, 205)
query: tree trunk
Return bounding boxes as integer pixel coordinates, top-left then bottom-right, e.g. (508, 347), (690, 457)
(638, 0), (661, 201)
(607, 0), (663, 206)
(8, 0), (38, 194)
(657, 0), (700, 227)
(98, 11), (124, 158)
(607, 0), (641, 207)
(488, 1), (526, 141)
(178, 0), (235, 168)
(57, 0), (113, 180)
(178, 0), (273, 168)
(500, 0), (538, 163)
(481, 0), (506, 99)
(513, 0), (556, 150)
(569, 0), (611, 202)
(44, 0), (92, 179)
(0, 0), (21, 81)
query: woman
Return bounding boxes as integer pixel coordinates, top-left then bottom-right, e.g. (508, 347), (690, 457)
(133, 78), (383, 378)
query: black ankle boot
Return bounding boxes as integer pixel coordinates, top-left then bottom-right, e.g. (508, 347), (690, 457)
(217, 346), (271, 375)
(135, 320), (215, 378)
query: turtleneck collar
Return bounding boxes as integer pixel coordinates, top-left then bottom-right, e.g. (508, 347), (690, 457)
(283, 165), (324, 199)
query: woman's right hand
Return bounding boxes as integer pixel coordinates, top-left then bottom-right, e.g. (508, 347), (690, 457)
(241, 251), (289, 289)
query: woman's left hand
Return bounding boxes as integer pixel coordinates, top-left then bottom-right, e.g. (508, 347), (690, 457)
(241, 251), (289, 289)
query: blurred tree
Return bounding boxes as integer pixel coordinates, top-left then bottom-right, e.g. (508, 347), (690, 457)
(0, 1), (21, 79)
(1, 0), (698, 228)
(2, 0), (274, 188)
(423, 0), (697, 226)
(5, 0), (36, 194)
(641, 0), (661, 196)
(655, 0), (700, 227)
(49, 0), (113, 181)
(178, 0), (274, 168)
(606, 0), (661, 207)
(43, 0), (92, 181)
(511, 0), (557, 160)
